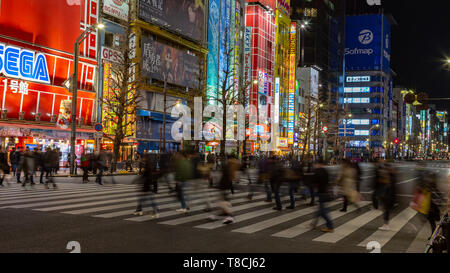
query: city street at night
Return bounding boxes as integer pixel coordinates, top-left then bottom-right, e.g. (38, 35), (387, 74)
(0, 161), (448, 253)
(0, 0), (449, 259)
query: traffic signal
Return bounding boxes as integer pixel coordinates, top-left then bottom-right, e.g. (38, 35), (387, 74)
(394, 138), (399, 144)
(322, 126), (328, 133)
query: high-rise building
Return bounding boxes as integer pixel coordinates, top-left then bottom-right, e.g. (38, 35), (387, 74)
(342, 14), (393, 159)
(244, 0), (276, 154)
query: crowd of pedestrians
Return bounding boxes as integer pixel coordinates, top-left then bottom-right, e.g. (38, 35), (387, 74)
(130, 151), (447, 235)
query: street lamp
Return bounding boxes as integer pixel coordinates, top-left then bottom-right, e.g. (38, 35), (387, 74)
(368, 124), (380, 159)
(69, 22), (104, 175)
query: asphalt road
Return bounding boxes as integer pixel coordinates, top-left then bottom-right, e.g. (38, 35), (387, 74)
(0, 161), (448, 253)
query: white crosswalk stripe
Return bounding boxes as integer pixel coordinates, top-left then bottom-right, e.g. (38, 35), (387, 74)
(0, 182), (428, 251)
(232, 201), (341, 234)
(313, 209), (384, 243)
(272, 202), (371, 238)
(357, 207), (418, 248)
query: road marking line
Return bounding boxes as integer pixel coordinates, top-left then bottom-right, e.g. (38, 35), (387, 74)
(32, 188), (216, 212)
(195, 197), (294, 230)
(313, 209), (384, 243)
(357, 207), (417, 248)
(91, 191), (241, 218)
(0, 185), (140, 201)
(231, 201), (341, 234)
(271, 201), (371, 238)
(155, 196), (289, 226)
(125, 194), (265, 222)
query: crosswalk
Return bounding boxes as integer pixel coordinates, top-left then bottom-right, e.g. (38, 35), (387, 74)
(0, 182), (429, 252)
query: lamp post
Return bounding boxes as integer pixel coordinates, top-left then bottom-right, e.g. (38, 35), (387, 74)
(369, 124), (380, 159)
(69, 23), (104, 175)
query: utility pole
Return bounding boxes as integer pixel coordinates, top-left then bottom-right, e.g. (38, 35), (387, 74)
(162, 75), (167, 154)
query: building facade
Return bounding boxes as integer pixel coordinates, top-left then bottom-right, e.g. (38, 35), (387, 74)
(342, 14), (392, 159)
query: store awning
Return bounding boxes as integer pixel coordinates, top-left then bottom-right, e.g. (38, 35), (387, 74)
(0, 122), (96, 134)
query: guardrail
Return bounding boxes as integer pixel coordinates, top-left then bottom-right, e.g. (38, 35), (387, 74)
(425, 213), (449, 253)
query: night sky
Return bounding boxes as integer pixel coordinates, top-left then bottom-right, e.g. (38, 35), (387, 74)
(382, 0), (450, 112)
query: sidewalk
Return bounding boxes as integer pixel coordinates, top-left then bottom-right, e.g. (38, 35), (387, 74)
(52, 168), (139, 177)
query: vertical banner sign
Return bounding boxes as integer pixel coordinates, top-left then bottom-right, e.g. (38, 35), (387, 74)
(207, 0), (220, 105)
(244, 27), (252, 102)
(288, 22), (297, 144)
(234, 0), (240, 94)
(218, 0), (227, 94)
(274, 77), (280, 124)
(230, 0), (236, 95)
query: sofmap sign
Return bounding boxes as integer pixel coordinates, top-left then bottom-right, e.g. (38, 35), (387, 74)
(345, 15), (391, 72)
(0, 43), (50, 84)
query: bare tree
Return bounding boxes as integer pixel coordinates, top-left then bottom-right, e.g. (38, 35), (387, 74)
(102, 20), (143, 172)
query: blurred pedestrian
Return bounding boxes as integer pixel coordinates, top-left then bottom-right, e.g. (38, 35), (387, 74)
(269, 156), (284, 211)
(34, 148), (44, 184)
(375, 161), (394, 231)
(196, 155), (214, 212)
(211, 154), (240, 224)
(134, 154), (159, 218)
(95, 151), (107, 185)
(411, 173), (444, 239)
(43, 148), (58, 189)
(0, 147), (9, 186)
(54, 148), (61, 174)
(21, 147), (36, 187)
(80, 152), (90, 183)
(286, 157), (303, 209)
(13, 147), (23, 183)
(256, 156), (271, 202)
(336, 159), (360, 212)
(9, 147), (17, 177)
(311, 159), (334, 233)
(174, 152), (193, 212)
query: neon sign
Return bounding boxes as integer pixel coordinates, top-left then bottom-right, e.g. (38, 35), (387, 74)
(346, 76), (370, 83)
(0, 43), (50, 84)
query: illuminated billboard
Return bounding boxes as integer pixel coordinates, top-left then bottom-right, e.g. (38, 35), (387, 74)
(139, 0), (205, 42)
(141, 35), (201, 89)
(288, 21), (296, 144)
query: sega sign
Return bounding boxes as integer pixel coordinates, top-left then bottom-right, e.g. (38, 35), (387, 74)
(0, 43), (50, 84)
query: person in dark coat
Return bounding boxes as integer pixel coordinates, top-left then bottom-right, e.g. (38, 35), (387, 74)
(34, 148), (45, 184)
(311, 159), (334, 233)
(269, 156), (284, 211)
(21, 147), (36, 187)
(133, 154), (160, 218)
(9, 147), (17, 176)
(0, 147), (9, 186)
(13, 147), (23, 183)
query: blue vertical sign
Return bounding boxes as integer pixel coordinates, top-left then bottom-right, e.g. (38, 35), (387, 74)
(382, 15), (391, 73)
(207, 0), (220, 105)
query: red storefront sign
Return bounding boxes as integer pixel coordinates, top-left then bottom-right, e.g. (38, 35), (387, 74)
(0, 77), (95, 124)
(0, 0), (99, 127)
